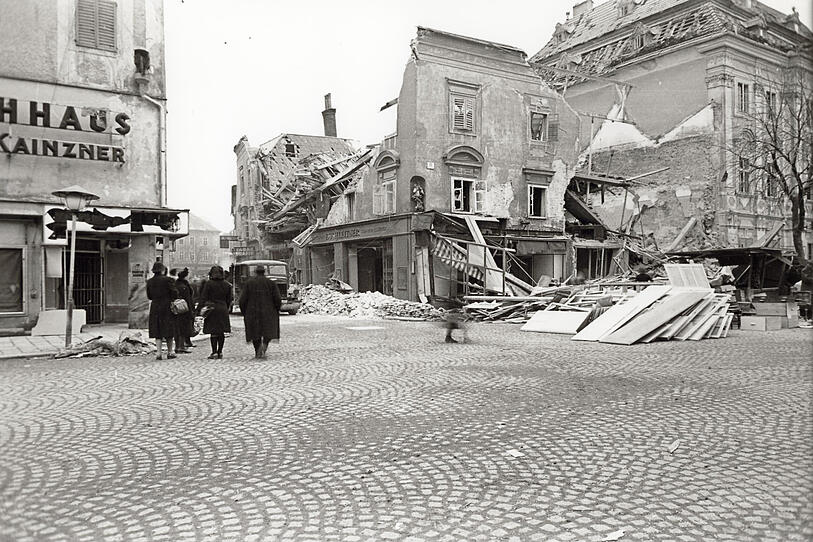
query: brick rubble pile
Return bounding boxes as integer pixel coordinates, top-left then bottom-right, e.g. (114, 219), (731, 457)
(299, 285), (445, 320)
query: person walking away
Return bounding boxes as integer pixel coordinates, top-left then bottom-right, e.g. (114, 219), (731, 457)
(443, 309), (467, 343)
(173, 268), (194, 353)
(239, 265), (282, 359)
(146, 261), (178, 360)
(197, 265), (232, 359)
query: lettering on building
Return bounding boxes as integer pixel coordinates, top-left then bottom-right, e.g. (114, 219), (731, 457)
(0, 97), (131, 163)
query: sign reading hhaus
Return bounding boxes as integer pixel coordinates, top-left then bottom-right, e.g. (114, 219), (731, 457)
(0, 97), (131, 163)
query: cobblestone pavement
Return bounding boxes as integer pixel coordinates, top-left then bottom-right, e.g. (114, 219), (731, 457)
(1, 317), (811, 542)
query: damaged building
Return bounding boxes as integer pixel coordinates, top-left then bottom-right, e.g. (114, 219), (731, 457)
(291, 27), (605, 302)
(231, 94), (357, 261)
(531, 0), (813, 256)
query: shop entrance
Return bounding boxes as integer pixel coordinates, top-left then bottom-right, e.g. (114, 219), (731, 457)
(67, 239), (104, 324)
(354, 239), (393, 295)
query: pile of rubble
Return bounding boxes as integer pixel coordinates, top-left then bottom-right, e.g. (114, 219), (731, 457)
(55, 331), (156, 359)
(299, 285), (445, 321)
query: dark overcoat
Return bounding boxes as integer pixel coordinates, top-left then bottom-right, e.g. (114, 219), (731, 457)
(239, 275), (282, 342)
(147, 274), (178, 339)
(174, 278), (195, 337)
(197, 278), (232, 335)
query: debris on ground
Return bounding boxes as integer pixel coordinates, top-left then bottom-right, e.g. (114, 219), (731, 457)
(55, 331), (156, 359)
(668, 439), (681, 454)
(602, 529), (626, 541)
(299, 285), (445, 320)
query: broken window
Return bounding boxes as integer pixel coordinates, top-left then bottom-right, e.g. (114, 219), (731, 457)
(451, 95), (475, 132)
(346, 192), (355, 220)
(76, 0), (117, 52)
(284, 142), (299, 158)
(528, 185), (547, 218)
(737, 82), (750, 114)
(452, 178), (485, 213)
(737, 157), (751, 193)
(530, 112), (548, 141)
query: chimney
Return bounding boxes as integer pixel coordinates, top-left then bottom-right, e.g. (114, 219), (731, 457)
(322, 93), (337, 137)
(572, 0), (593, 19)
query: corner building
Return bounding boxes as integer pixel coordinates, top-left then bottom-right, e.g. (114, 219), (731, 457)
(0, 0), (187, 333)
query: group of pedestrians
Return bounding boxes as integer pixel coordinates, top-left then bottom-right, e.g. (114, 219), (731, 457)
(146, 262), (282, 361)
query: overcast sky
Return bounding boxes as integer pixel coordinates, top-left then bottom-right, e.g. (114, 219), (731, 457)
(164, 0), (812, 232)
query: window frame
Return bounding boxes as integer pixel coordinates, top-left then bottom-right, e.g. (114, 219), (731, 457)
(0, 246), (27, 316)
(451, 176), (485, 214)
(528, 184), (548, 218)
(737, 156), (751, 194)
(75, 0), (117, 53)
(736, 82), (751, 115)
(530, 111), (549, 142)
(448, 80), (480, 136)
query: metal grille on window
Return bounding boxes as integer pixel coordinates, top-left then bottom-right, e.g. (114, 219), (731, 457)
(76, 0), (117, 51)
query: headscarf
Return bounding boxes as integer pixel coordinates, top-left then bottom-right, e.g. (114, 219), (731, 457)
(209, 265), (225, 280)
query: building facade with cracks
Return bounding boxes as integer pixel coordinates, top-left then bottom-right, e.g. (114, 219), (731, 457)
(531, 0), (813, 259)
(0, 0), (188, 333)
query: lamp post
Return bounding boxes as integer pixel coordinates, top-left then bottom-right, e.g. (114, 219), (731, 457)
(51, 185), (99, 348)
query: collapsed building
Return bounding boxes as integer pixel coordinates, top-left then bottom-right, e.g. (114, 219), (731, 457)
(231, 95), (357, 262)
(286, 27), (635, 302)
(530, 0), (813, 259)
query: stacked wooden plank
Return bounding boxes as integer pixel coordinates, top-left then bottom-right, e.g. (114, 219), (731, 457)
(570, 265), (735, 345)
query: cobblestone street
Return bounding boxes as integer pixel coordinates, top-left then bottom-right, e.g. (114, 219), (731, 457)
(1, 316), (811, 542)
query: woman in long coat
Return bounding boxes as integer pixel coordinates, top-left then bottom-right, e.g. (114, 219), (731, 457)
(173, 268), (195, 353)
(197, 265), (232, 359)
(146, 261), (178, 360)
(239, 265), (282, 359)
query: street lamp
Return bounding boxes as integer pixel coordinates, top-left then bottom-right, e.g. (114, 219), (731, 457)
(51, 185), (99, 348)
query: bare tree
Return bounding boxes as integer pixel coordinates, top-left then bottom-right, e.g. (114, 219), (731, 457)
(732, 62), (812, 266)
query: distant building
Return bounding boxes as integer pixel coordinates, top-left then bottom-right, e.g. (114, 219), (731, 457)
(294, 27), (587, 300)
(162, 215), (231, 280)
(0, 0), (187, 332)
(531, 0), (813, 254)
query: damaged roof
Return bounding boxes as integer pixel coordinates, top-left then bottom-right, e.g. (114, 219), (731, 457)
(531, 0), (811, 64)
(258, 133), (356, 158)
(415, 26), (528, 58)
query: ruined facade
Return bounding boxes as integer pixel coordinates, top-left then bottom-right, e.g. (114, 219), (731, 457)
(231, 131), (356, 261)
(0, 0), (187, 332)
(294, 27), (583, 301)
(532, 0), (813, 255)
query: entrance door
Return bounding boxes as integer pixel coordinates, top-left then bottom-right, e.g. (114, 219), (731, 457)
(68, 240), (104, 324)
(356, 246), (382, 293)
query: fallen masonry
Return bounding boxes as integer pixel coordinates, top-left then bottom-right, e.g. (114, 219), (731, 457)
(299, 285), (445, 320)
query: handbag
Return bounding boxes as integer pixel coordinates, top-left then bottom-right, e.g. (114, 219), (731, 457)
(170, 298), (189, 315)
(192, 316), (204, 336)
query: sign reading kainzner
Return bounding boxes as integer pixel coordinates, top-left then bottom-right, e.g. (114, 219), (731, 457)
(0, 98), (131, 163)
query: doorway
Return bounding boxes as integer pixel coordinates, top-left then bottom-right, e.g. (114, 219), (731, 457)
(66, 239), (104, 324)
(355, 239), (393, 295)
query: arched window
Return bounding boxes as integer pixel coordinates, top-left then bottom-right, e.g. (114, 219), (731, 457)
(373, 150), (399, 215)
(443, 146), (485, 213)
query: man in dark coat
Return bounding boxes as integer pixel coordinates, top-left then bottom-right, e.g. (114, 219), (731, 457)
(146, 261), (178, 360)
(239, 265), (282, 359)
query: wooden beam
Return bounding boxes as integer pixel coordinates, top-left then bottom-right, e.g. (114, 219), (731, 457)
(665, 217), (698, 252)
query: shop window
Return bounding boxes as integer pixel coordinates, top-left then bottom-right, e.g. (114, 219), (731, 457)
(737, 157), (751, 193)
(0, 248), (23, 313)
(528, 185), (548, 218)
(452, 178), (485, 213)
(737, 82), (750, 114)
(76, 0), (117, 52)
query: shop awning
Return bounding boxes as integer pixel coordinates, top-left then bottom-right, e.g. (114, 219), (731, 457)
(431, 234), (484, 280)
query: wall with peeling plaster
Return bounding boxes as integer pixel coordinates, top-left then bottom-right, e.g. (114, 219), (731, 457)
(373, 28), (580, 232)
(0, 0), (166, 208)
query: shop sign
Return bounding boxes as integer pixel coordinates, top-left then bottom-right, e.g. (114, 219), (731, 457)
(43, 206), (189, 246)
(310, 217), (410, 245)
(1, 98), (131, 163)
(220, 235), (238, 249)
(231, 246), (257, 256)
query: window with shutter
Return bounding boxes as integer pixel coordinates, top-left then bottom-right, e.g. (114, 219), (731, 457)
(76, 0), (117, 52)
(547, 114), (560, 142)
(450, 94), (475, 133)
